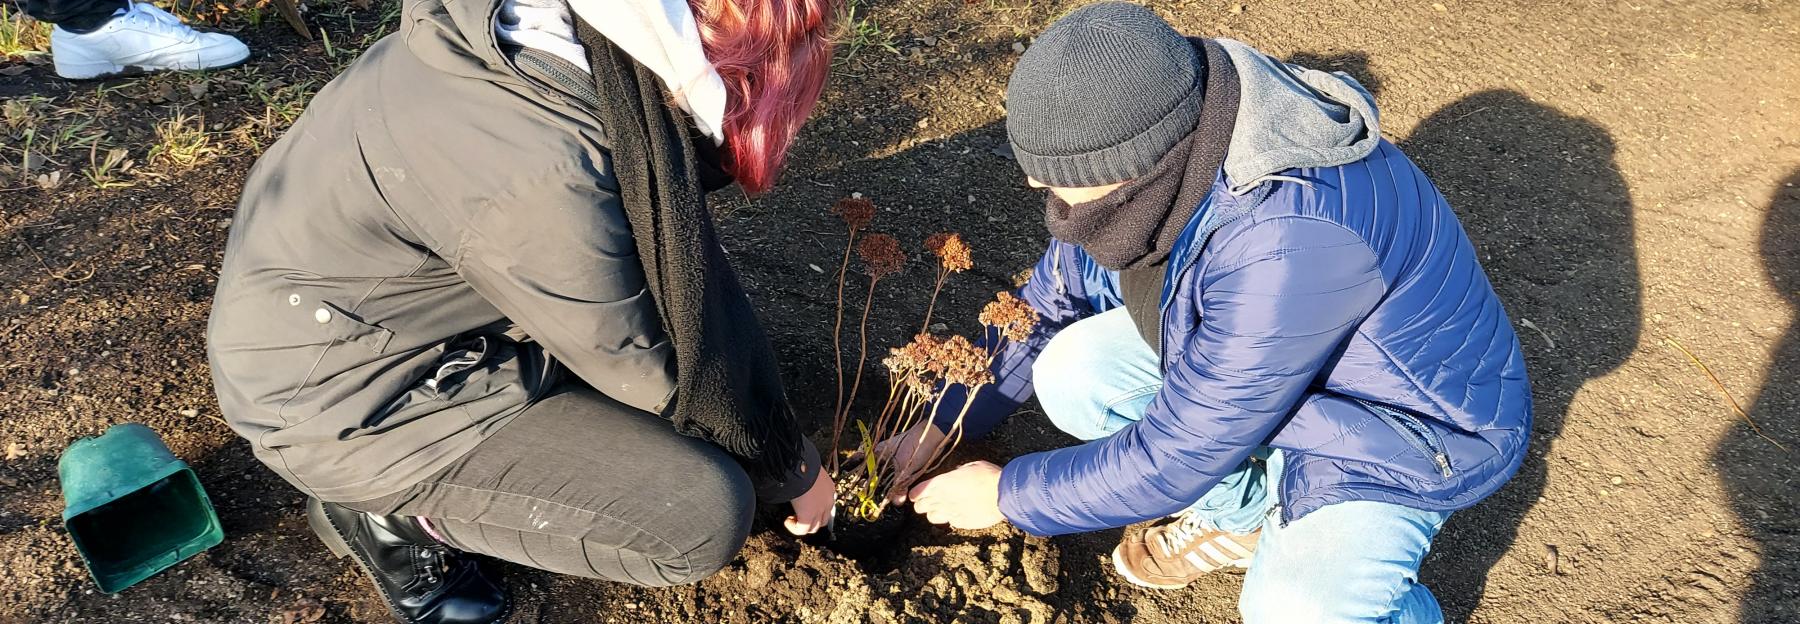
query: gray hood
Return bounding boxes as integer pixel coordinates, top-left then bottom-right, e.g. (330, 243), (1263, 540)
(1214, 38), (1382, 193)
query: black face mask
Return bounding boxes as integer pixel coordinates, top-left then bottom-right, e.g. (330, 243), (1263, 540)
(1043, 37), (1242, 271)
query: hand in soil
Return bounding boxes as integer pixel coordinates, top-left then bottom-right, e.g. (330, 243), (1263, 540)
(785, 468), (836, 536)
(871, 421), (948, 503)
(909, 460), (1006, 530)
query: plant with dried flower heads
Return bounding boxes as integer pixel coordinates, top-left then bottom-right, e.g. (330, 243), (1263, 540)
(817, 224), (1038, 523)
(827, 197), (877, 471)
(841, 289), (1040, 522)
(920, 232), (972, 332)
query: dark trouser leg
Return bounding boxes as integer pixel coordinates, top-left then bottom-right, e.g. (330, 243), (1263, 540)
(347, 387), (756, 587)
(23, 0), (130, 32)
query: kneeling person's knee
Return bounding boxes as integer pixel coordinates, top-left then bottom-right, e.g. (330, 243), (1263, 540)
(640, 454), (754, 586)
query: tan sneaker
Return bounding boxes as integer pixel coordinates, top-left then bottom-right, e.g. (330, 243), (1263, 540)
(1111, 512), (1260, 589)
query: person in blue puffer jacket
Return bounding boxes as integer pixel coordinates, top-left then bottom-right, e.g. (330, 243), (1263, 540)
(891, 4), (1532, 622)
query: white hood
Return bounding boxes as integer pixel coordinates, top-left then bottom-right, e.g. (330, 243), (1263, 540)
(500, 0), (729, 142)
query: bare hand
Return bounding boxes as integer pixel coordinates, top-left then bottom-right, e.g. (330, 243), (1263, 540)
(873, 421), (948, 503)
(908, 460), (1006, 530)
(785, 468), (836, 536)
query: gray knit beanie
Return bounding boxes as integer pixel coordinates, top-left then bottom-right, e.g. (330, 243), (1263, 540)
(1005, 2), (1203, 188)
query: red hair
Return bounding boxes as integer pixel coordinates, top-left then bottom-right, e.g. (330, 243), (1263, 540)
(689, 0), (835, 194)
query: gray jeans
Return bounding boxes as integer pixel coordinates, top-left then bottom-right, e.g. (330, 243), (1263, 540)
(345, 387), (754, 587)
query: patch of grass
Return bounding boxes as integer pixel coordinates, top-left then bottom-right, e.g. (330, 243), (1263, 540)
(249, 77), (316, 125)
(82, 144), (134, 189)
(231, 75), (317, 150)
(835, 0), (897, 64)
(148, 112), (218, 168)
(1, 4), (53, 59)
(1, 97), (110, 187)
(2, 96), (51, 133)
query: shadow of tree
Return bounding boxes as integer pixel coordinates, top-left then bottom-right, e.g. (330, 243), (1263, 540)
(1398, 90), (1639, 619)
(1719, 170), (1800, 623)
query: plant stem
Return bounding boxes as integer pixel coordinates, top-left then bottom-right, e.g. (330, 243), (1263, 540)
(843, 274), (881, 463)
(828, 228), (857, 473)
(920, 267), (948, 333)
(920, 388), (983, 476)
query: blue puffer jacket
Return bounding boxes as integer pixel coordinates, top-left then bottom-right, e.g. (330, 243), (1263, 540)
(939, 140), (1532, 536)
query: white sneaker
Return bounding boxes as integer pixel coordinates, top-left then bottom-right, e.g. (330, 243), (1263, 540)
(50, 3), (249, 80)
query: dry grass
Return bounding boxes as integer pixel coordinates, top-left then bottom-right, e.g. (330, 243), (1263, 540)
(0, 4), (52, 60)
(82, 145), (133, 189)
(149, 112), (218, 168)
(1, 97), (112, 189)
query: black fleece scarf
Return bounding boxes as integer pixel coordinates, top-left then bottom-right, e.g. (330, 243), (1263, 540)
(1044, 38), (1241, 272)
(575, 24), (802, 479)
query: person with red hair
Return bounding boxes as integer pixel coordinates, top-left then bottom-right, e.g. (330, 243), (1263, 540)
(207, 0), (836, 621)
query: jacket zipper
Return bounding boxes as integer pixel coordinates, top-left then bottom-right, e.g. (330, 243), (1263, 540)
(1353, 397), (1454, 478)
(512, 50), (604, 110)
(481, 0), (605, 112)
(1155, 188), (1265, 362)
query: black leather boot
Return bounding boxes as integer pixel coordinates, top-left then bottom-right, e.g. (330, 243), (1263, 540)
(307, 498), (510, 624)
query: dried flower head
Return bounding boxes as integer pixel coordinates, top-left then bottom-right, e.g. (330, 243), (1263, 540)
(1012, 267), (1035, 289)
(886, 333), (945, 395)
(924, 232), (973, 273)
(883, 333), (934, 376)
(980, 291), (1041, 343)
(937, 335), (995, 388)
(831, 197), (875, 232)
(857, 233), (906, 279)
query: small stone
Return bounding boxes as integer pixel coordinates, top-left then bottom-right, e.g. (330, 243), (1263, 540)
(1609, 476), (1623, 485)
(179, 409), (199, 418)
(1229, 3), (1245, 14)
(1012, 41), (1026, 53)
(921, 35), (938, 46)
(1432, 2), (1447, 11)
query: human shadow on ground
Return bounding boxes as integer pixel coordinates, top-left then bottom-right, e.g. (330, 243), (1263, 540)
(1720, 170), (1800, 623)
(1398, 90), (1639, 619)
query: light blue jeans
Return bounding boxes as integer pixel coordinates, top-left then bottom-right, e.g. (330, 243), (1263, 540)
(1032, 308), (1451, 624)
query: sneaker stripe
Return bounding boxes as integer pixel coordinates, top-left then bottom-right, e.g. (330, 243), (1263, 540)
(1182, 550), (1221, 573)
(1198, 542), (1232, 567)
(1217, 535), (1256, 559)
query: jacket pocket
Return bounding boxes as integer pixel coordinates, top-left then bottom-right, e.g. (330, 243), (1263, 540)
(424, 335), (490, 398)
(315, 301), (394, 353)
(1354, 398), (1455, 479)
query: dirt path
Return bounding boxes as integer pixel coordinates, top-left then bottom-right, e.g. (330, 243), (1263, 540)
(3, 0), (1797, 622)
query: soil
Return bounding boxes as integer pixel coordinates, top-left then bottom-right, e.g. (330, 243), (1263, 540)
(3, 0), (1799, 622)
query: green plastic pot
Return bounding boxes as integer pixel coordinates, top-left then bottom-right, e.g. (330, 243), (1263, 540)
(58, 423), (223, 593)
